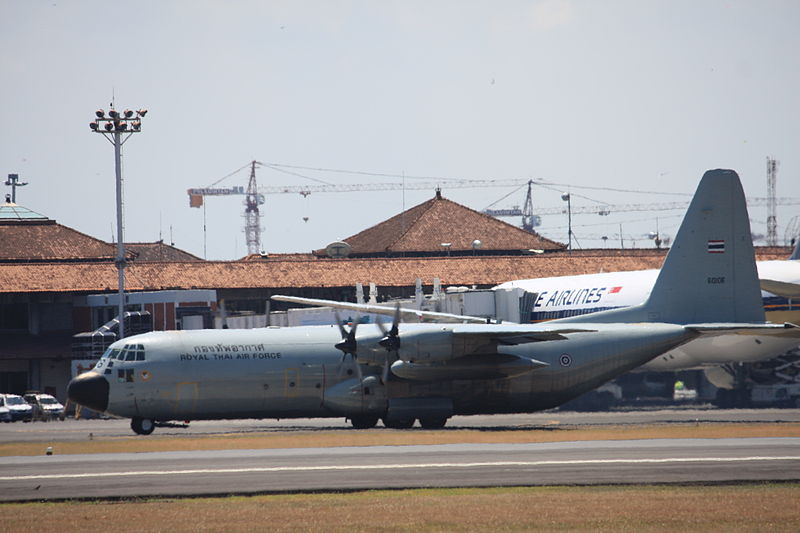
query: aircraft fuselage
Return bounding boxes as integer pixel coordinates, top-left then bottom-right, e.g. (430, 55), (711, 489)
(72, 323), (695, 428)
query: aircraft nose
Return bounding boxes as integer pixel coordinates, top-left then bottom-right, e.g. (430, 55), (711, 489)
(67, 372), (109, 413)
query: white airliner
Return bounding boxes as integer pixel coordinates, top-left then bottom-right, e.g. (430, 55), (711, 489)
(495, 241), (800, 370)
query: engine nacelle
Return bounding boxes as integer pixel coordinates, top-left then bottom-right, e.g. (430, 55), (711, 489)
(356, 327), (457, 364)
(396, 328), (455, 363)
(322, 376), (386, 416)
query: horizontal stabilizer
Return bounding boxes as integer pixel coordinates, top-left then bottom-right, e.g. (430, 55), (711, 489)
(685, 322), (800, 338)
(760, 279), (800, 299)
(271, 295), (490, 324)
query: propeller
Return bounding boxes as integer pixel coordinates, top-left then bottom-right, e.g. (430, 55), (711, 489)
(334, 311), (363, 383)
(376, 303), (402, 383)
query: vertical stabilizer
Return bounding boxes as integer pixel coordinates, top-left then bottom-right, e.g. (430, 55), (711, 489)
(560, 169), (764, 324)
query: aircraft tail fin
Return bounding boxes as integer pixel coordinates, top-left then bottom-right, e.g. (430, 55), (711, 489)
(561, 169), (764, 325)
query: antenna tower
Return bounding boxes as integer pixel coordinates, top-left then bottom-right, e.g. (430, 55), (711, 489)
(766, 156), (779, 246)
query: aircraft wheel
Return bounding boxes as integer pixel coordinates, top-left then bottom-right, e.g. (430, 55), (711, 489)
(131, 417), (155, 435)
(419, 416), (448, 429)
(350, 415), (379, 429)
(382, 417), (415, 429)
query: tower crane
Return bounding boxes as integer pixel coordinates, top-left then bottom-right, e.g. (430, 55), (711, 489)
(482, 180), (541, 232)
(189, 160), (265, 255)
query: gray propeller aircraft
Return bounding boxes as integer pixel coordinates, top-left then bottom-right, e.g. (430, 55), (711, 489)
(68, 169), (799, 434)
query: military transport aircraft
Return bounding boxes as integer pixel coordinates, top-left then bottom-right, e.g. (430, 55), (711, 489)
(68, 169), (800, 434)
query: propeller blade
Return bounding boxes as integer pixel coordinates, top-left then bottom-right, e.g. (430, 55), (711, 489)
(375, 315), (388, 336)
(353, 354), (363, 383)
(334, 311), (348, 339)
(334, 314), (360, 356)
(391, 302), (401, 336)
(381, 352), (390, 384)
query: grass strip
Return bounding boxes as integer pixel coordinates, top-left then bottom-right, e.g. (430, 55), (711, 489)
(2, 483), (799, 532)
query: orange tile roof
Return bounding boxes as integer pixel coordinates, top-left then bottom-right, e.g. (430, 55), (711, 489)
(0, 219), (120, 262)
(0, 247), (790, 294)
(316, 191), (564, 256)
(126, 242), (203, 262)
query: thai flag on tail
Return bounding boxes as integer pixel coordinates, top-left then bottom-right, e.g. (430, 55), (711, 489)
(707, 239), (725, 253)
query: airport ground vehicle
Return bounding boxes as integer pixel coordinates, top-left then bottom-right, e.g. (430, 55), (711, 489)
(23, 393), (64, 420)
(0, 394), (33, 422)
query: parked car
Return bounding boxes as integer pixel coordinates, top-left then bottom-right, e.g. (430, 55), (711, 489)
(0, 394), (33, 422)
(0, 405), (10, 423)
(23, 392), (64, 421)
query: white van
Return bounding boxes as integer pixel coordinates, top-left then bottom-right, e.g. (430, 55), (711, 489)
(0, 394), (33, 422)
(23, 393), (64, 420)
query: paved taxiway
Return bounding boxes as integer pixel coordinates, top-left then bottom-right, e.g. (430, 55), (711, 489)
(3, 407), (800, 442)
(1, 437), (798, 501)
(1, 409), (800, 501)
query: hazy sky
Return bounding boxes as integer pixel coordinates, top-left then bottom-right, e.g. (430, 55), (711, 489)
(2, 1), (799, 260)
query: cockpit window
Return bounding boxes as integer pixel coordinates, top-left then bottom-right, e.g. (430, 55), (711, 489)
(101, 347), (121, 360)
(122, 344), (146, 361)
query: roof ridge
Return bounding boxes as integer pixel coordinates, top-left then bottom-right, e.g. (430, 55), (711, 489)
(434, 195), (564, 248)
(384, 196), (439, 249)
(327, 195), (437, 253)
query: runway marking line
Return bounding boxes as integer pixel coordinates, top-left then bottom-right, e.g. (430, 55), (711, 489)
(2, 456), (799, 481)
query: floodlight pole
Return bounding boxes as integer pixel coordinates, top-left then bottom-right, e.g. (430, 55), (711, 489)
(112, 130), (126, 339)
(90, 108), (147, 340)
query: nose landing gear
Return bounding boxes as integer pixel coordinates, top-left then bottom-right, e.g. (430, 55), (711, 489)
(131, 417), (155, 435)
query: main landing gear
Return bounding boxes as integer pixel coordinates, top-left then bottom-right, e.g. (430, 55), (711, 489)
(131, 417), (155, 435)
(348, 416), (449, 429)
(349, 415), (379, 429)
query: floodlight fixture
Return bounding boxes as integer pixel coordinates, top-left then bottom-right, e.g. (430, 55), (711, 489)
(96, 109), (105, 118)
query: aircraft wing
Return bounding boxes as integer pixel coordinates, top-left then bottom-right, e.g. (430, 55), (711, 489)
(271, 295), (491, 324)
(760, 279), (800, 299)
(385, 324), (597, 381)
(448, 325), (597, 345)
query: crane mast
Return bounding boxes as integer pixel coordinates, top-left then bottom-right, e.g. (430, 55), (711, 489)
(766, 157), (779, 247)
(244, 161), (263, 255)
